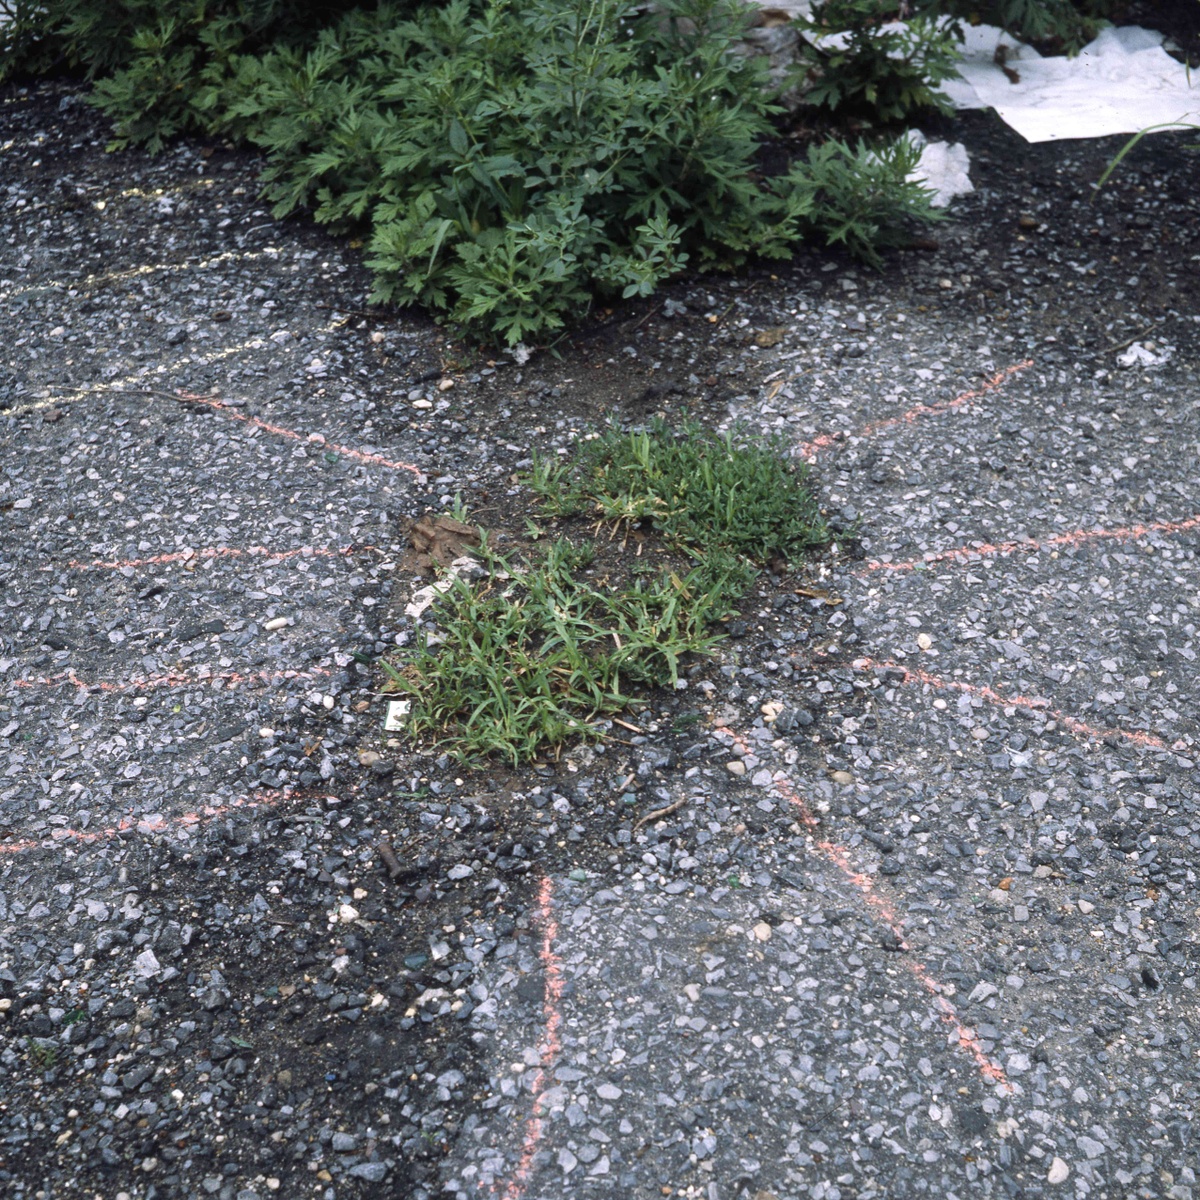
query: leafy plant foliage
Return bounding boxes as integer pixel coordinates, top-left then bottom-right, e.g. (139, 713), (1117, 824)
(920, 0), (1113, 52)
(1, 0), (941, 343)
(796, 0), (962, 124)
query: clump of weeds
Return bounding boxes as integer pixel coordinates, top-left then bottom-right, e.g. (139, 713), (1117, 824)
(384, 420), (836, 764)
(527, 417), (832, 562)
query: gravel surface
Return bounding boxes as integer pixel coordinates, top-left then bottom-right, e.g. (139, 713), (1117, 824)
(2, 80), (1199, 1200)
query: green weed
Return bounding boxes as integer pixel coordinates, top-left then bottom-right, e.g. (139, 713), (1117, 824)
(383, 537), (743, 764)
(388, 421), (834, 763)
(25, 1037), (58, 1068)
(526, 417), (833, 563)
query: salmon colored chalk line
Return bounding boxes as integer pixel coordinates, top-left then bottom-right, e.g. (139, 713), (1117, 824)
(176, 390), (425, 479)
(496, 875), (564, 1200)
(716, 725), (1013, 1093)
(10, 664), (333, 695)
(854, 656), (1170, 751)
(0, 787), (324, 857)
(796, 360), (1034, 461)
(51, 543), (366, 573)
(864, 514), (1200, 574)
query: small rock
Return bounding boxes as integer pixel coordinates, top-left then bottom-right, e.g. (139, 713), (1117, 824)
(830, 770), (854, 785)
(331, 1132), (357, 1152)
(348, 1163), (388, 1183)
(134, 949), (161, 979)
(726, 761), (746, 777)
(916, 632), (933, 650)
(1047, 1156), (1070, 1184)
(1077, 899), (1095, 914)
(751, 922), (772, 942)
(337, 904), (360, 924)
(263, 617), (289, 632)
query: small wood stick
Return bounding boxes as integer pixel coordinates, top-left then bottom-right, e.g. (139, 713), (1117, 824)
(634, 797), (687, 832)
(377, 841), (405, 880)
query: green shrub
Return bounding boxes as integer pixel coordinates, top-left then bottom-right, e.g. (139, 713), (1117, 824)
(219, 0), (939, 343)
(3, 0), (942, 343)
(796, 0), (962, 125)
(0, 1), (365, 152)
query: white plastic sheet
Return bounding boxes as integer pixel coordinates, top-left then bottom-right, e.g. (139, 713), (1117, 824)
(906, 130), (974, 207)
(941, 24), (1200, 143)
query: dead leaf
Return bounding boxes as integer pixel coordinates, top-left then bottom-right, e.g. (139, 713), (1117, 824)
(997, 876), (1013, 891)
(794, 586), (843, 605)
(754, 327), (787, 348)
(405, 514), (483, 573)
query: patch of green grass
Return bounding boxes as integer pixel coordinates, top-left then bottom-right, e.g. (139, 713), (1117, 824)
(384, 537), (745, 765)
(25, 1037), (58, 1068)
(388, 419), (835, 764)
(526, 417), (833, 563)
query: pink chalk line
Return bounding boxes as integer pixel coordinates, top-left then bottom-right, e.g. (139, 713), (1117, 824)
(175, 389), (426, 480)
(717, 725), (1012, 1092)
(796, 360), (1034, 462)
(9, 664), (333, 695)
(0, 786), (329, 857)
(50, 542), (373, 573)
(495, 875), (564, 1200)
(854, 656), (1171, 751)
(863, 513), (1200, 574)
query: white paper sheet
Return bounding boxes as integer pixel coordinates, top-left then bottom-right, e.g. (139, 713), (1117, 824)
(941, 24), (1200, 143)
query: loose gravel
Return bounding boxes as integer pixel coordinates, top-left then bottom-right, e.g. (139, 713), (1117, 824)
(2, 80), (1199, 1200)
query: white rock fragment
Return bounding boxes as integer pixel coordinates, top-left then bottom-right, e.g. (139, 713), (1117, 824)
(1117, 341), (1172, 369)
(1047, 1156), (1070, 1184)
(263, 616), (289, 631)
(134, 949), (161, 978)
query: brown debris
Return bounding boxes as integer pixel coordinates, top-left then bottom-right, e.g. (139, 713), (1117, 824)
(754, 327), (787, 348)
(405, 513), (483, 573)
